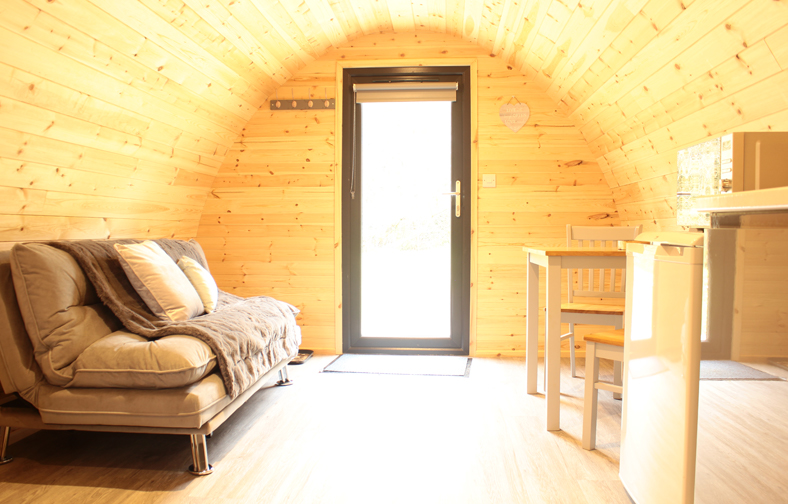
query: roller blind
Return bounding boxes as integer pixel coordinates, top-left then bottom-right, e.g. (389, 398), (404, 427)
(353, 82), (458, 103)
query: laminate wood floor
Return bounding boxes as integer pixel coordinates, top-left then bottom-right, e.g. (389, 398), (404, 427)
(0, 356), (785, 504)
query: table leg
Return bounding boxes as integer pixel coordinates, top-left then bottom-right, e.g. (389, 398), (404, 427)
(526, 254), (539, 394)
(546, 256), (562, 431)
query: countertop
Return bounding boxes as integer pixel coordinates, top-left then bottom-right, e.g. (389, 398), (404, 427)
(694, 186), (788, 213)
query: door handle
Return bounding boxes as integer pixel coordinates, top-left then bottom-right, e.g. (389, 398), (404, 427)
(441, 180), (461, 217)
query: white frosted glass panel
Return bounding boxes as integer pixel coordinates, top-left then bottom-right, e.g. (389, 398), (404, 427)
(359, 101), (452, 339)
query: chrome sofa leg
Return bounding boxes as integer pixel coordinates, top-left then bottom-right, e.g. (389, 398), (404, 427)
(188, 434), (213, 475)
(0, 426), (13, 465)
(276, 365), (293, 386)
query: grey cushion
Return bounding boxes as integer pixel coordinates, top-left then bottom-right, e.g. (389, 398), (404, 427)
(10, 243), (121, 386)
(188, 239), (210, 271)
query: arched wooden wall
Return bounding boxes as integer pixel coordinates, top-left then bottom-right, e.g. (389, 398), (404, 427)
(196, 32), (619, 356)
(558, 0), (788, 231)
(2, 0), (788, 356)
(0, 0), (297, 248)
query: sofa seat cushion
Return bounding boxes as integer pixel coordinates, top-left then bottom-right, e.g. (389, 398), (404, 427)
(37, 373), (231, 429)
(30, 322), (298, 430)
(69, 331), (217, 389)
(10, 243), (121, 386)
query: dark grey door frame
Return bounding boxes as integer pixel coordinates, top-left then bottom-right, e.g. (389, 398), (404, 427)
(341, 66), (472, 355)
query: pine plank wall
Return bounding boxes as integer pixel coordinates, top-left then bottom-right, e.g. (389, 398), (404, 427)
(0, 0), (787, 358)
(197, 33), (619, 356)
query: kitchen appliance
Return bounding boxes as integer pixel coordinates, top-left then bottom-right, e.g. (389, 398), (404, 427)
(677, 132), (788, 228)
(620, 231), (705, 504)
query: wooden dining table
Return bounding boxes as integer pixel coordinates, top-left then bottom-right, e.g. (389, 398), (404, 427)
(523, 246), (627, 431)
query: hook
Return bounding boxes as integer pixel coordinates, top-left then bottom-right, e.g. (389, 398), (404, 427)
(275, 89), (281, 109)
(324, 87), (329, 108)
(291, 88), (296, 108)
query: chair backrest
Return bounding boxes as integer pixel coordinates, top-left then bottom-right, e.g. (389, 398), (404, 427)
(565, 224), (642, 301)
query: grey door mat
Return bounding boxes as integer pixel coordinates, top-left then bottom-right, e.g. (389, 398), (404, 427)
(700, 360), (784, 381)
(322, 354), (472, 377)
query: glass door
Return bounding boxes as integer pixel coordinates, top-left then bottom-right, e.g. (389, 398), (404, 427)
(342, 67), (471, 354)
(359, 101), (452, 339)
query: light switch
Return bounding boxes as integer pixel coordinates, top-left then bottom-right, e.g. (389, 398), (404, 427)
(482, 174), (496, 188)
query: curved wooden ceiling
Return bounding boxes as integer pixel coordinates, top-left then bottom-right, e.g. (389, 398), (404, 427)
(110, 0), (680, 123)
(2, 0), (787, 245)
(95, 0), (788, 186)
(2, 0), (788, 356)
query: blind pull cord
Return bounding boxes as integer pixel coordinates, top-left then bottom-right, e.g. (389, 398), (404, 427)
(350, 91), (357, 200)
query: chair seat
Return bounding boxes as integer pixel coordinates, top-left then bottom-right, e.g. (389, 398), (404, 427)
(560, 303), (625, 315)
(584, 328), (625, 347)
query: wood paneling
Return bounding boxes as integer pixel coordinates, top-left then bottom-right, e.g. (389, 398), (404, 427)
(0, 0), (285, 249)
(198, 32), (620, 355)
(554, 0), (788, 235)
(2, 0), (785, 357)
(737, 229), (788, 359)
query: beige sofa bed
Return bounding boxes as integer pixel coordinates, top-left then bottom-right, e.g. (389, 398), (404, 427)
(0, 239), (301, 475)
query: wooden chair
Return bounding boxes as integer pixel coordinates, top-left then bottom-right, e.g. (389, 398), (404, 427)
(559, 224), (641, 378)
(582, 329), (624, 450)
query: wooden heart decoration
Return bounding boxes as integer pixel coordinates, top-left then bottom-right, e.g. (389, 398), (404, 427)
(499, 103), (530, 132)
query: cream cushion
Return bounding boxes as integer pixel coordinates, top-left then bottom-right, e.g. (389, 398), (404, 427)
(70, 330), (216, 389)
(114, 241), (204, 321)
(178, 256), (219, 313)
(10, 243), (121, 386)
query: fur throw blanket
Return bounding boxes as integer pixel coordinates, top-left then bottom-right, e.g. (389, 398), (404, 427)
(49, 239), (301, 399)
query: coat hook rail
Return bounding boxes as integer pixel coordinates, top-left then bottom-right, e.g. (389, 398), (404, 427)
(270, 87), (335, 110)
(270, 98), (335, 110)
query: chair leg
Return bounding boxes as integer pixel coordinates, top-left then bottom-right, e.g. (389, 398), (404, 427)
(188, 434), (213, 476)
(582, 342), (600, 450)
(569, 327), (576, 378)
(0, 426), (12, 465)
(276, 365), (293, 386)
(612, 318), (624, 399)
(542, 313), (547, 394)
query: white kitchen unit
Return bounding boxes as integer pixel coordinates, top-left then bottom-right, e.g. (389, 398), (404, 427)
(620, 232), (705, 504)
(676, 133), (788, 360)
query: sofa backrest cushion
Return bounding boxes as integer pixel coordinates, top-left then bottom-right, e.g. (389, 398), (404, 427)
(0, 250), (43, 398)
(10, 243), (122, 386)
(114, 241), (205, 321)
(178, 256), (219, 313)
(189, 239), (210, 271)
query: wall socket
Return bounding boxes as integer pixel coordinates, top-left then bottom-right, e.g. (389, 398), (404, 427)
(482, 174), (496, 188)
